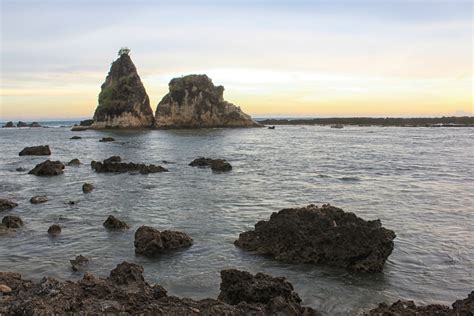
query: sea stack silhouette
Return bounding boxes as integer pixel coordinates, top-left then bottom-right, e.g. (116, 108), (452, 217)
(154, 74), (260, 128)
(91, 48), (154, 128)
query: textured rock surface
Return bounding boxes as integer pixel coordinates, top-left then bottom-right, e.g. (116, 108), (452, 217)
(47, 224), (61, 237)
(103, 215), (129, 230)
(189, 157), (232, 172)
(2, 215), (23, 229)
(91, 157), (167, 174)
(155, 74), (260, 128)
(29, 160), (65, 176)
(70, 255), (89, 272)
(82, 183), (94, 193)
(0, 262), (318, 315)
(235, 204), (396, 272)
(134, 226), (193, 257)
(0, 199), (18, 212)
(67, 158), (81, 166)
(30, 195), (48, 204)
(19, 145), (51, 156)
(92, 52), (154, 129)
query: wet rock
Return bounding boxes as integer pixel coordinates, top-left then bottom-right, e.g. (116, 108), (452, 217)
(67, 158), (81, 166)
(452, 291), (474, 314)
(155, 74), (261, 128)
(19, 145), (51, 156)
(16, 121), (28, 128)
(0, 199), (18, 212)
(91, 157), (167, 174)
(134, 226), (193, 257)
(70, 136), (82, 140)
(99, 137), (115, 142)
(189, 157), (232, 172)
(235, 204), (396, 272)
(15, 167), (27, 172)
(104, 155), (121, 164)
(28, 160), (65, 176)
(70, 255), (89, 272)
(2, 121), (14, 128)
(29, 122), (41, 128)
(103, 215), (129, 230)
(47, 224), (61, 236)
(2, 215), (23, 229)
(82, 183), (94, 193)
(109, 262), (145, 286)
(30, 195), (48, 204)
(71, 125), (88, 131)
(189, 157), (213, 167)
(0, 284), (12, 294)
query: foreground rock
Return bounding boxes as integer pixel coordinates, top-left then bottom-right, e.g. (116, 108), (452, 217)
(103, 215), (129, 230)
(30, 195), (48, 204)
(70, 255), (89, 272)
(235, 204), (396, 272)
(19, 145), (51, 156)
(0, 262), (318, 315)
(91, 49), (154, 129)
(91, 156), (168, 174)
(0, 199), (18, 212)
(29, 160), (65, 176)
(82, 183), (94, 193)
(47, 224), (61, 237)
(2, 215), (23, 229)
(189, 157), (232, 172)
(134, 226), (193, 257)
(155, 74), (261, 128)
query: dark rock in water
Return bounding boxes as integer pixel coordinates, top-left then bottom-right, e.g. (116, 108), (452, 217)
(104, 155), (121, 164)
(134, 226), (193, 257)
(268, 125), (275, 129)
(47, 224), (61, 237)
(0, 199), (18, 212)
(155, 74), (261, 128)
(91, 50), (154, 129)
(19, 145), (51, 156)
(99, 137), (115, 142)
(2, 215), (23, 229)
(235, 204), (396, 272)
(71, 125), (88, 131)
(70, 255), (89, 272)
(82, 183), (94, 193)
(29, 160), (65, 176)
(2, 121), (14, 128)
(189, 157), (213, 167)
(79, 119), (93, 126)
(16, 121), (28, 128)
(70, 136), (82, 140)
(0, 262), (318, 315)
(15, 167), (27, 172)
(29, 122), (41, 128)
(189, 157), (232, 172)
(103, 215), (129, 230)
(67, 200), (77, 206)
(91, 157), (167, 174)
(67, 158), (81, 166)
(30, 195), (48, 204)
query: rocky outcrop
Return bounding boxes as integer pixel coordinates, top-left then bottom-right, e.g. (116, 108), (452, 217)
(0, 262), (318, 315)
(30, 195), (48, 204)
(103, 215), (129, 230)
(0, 199), (17, 212)
(91, 50), (154, 129)
(19, 145), (51, 156)
(2, 215), (23, 229)
(29, 160), (65, 176)
(134, 226), (193, 257)
(235, 204), (396, 272)
(91, 156), (167, 174)
(70, 255), (89, 272)
(47, 224), (61, 237)
(2, 121), (14, 128)
(189, 157), (232, 172)
(155, 74), (260, 128)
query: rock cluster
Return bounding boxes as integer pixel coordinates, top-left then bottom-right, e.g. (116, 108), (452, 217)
(189, 157), (232, 172)
(235, 204), (396, 272)
(0, 199), (17, 212)
(91, 156), (167, 174)
(134, 226), (193, 257)
(19, 145), (51, 156)
(28, 160), (65, 176)
(103, 215), (129, 230)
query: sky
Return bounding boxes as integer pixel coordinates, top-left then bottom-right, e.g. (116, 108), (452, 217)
(0, 0), (472, 120)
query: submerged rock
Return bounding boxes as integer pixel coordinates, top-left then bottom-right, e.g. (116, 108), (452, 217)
(103, 215), (129, 230)
(28, 160), (65, 176)
(2, 215), (23, 229)
(91, 157), (167, 174)
(99, 137), (115, 142)
(0, 199), (18, 212)
(30, 195), (48, 204)
(67, 158), (81, 166)
(15, 167), (27, 172)
(155, 74), (261, 128)
(70, 255), (89, 272)
(235, 204), (396, 272)
(70, 136), (82, 140)
(134, 226), (193, 257)
(82, 183), (94, 193)
(47, 224), (61, 237)
(189, 157), (232, 172)
(91, 49), (154, 129)
(19, 145), (51, 156)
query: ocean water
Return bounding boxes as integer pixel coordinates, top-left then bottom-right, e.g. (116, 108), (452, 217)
(0, 125), (473, 315)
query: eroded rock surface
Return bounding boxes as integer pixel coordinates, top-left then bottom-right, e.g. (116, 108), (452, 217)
(0, 199), (18, 212)
(103, 215), (129, 230)
(91, 157), (167, 174)
(70, 255), (89, 272)
(47, 224), (61, 237)
(30, 195), (48, 204)
(134, 226), (193, 257)
(189, 157), (232, 172)
(2, 215), (23, 229)
(19, 145), (51, 156)
(29, 160), (65, 176)
(235, 204), (396, 272)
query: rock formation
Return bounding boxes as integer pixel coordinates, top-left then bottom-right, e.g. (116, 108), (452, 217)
(99, 137), (115, 142)
(2, 215), (23, 229)
(0, 199), (17, 212)
(103, 215), (129, 230)
(67, 158), (81, 166)
(47, 224), (61, 237)
(2, 121), (14, 128)
(30, 195), (48, 204)
(189, 157), (232, 172)
(29, 160), (65, 176)
(155, 74), (260, 128)
(91, 49), (154, 129)
(19, 145), (51, 156)
(82, 183), (94, 193)
(235, 204), (396, 272)
(70, 255), (89, 272)
(91, 156), (167, 174)
(134, 226), (193, 257)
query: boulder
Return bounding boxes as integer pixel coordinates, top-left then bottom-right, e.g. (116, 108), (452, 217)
(28, 160), (65, 176)
(47, 224), (61, 237)
(82, 183), (94, 193)
(155, 74), (261, 128)
(16, 121), (28, 128)
(19, 145), (51, 156)
(235, 204), (396, 272)
(99, 137), (115, 142)
(91, 49), (154, 129)
(70, 136), (82, 140)
(30, 195), (48, 204)
(134, 226), (193, 257)
(70, 255), (89, 272)
(189, 157), (232, 172)
(91, 157), (167, 174)
(2, 215), (23, 229)
(2, 121), (14, 128)
(67, 158), (81, 166)
(0, 199), (18, 212)
(103, 215), (129, 230)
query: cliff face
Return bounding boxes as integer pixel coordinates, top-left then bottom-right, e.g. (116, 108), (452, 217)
(154, 75), (260, 128)
(92, 53), (154, 128)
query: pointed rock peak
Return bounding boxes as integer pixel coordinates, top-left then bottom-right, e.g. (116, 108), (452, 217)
(92, 48), (154, 129)
(155, 74), (261, 128)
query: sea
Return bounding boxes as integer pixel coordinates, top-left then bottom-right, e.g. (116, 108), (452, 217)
(0, 121), (473, 315)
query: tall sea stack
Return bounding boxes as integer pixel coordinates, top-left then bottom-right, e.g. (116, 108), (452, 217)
(154, 74), (260, 128)
(91, 48), (154, 129)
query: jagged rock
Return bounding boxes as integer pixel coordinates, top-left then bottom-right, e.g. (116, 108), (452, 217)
(2, 121), (14, 128)
(155, 74), (261, 128)
(47, 224), (61, 237)
(452, 291), (474, 314)
(235, 204), (396, 272)
(134, 226), (193, 257)
(2, 215), (23, 229)
(19, 145), (51, 156)
(91, 50), (154, 129)
(30, 195), (48, 204)
(70, 255), (89, 272)
(67, 158), (81, 166)
(103, 215), (129, 230)
(189, 157), (232, 172)
(99, 137), (115, 142)
(82, 183), (94, 193)
(91, 157), (167, 174)
(70, 136), (82, 140)
(0, 199), (18, 212)
(28, 160), (65, 176)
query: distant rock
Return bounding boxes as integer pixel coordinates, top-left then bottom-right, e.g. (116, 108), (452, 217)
(71, 125), (88, 131)
(134, 226), (193, 257)
(99, 137), (115, 142)
(91, 157), (167, 174)
(104, 155), (121, 164)
(91, 50), (154, 129)
(70, 136), (82, 140)
(82, 183), (94, 193)
(0, 199), (18, 212)
(30, 195), (48, 204)
(19, 145), (51, 156)
(155, 74), (261, 128)
(70, 255), (89, 272)
(16, 121), (28, 128)
(79, 119), (93, 126)
(47, 224), (61, 237)
(29, 160), (65, 176)
(2, 121), (14, 128)
(29, 122), (42, 128)
(67, 158), (81, 166)
(15, 167), (27, 172)
(189, 157), (232, 172)
(235, 204), (396, 272)
(103, 215), (129, 230)
(2, 215), (23, 229)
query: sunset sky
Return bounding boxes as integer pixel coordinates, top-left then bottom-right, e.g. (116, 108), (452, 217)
(1, 0), (472, 120)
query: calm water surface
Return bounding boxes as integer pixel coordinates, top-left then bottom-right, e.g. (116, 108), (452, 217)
(0, 125), (473, 315)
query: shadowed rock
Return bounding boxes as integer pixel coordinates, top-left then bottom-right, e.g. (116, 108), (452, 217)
(134, 226), (193, 257)
(67, 158), (81, 166)
(91, 157), (167, 174)
(70, 136), (82, 139)
(189, 157), (232, 172)
(103, 215), (129, 230)
(2, 215), (23, 229)
(235, 204), (396, 272)
(70, 255), (89, 272)
(99, 137), (115, 142)
(47, 224), (61, 237)
(2, 121), (14, 128)
(19, 145), (51, 156)
(15, 167), (27, 172)
(29, 160), (65, 176)
(0, 199), (18, 212)
(30, 195), (48, 204)
(82, 183), (94, 193)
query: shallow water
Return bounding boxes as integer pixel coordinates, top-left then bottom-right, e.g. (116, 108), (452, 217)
(0, 125), (473, 315)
